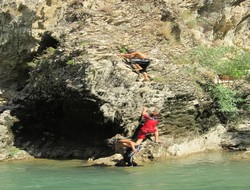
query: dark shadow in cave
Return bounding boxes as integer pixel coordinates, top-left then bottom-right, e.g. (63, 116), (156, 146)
(11, 90), (123, 160)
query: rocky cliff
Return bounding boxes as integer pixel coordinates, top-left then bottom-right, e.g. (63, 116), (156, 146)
(0, 0), (249, 162)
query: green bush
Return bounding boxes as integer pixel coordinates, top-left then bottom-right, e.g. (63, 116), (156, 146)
(172, 46), (230, 65)
(211, 84), (241, 113)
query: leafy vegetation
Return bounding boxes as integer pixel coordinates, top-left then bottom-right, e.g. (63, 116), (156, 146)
(66, 59), (75, 65)
(46, 47), (56, 54)
(80, 41), (87, 47)
(172, 46), (249, 116)
(152, 76), (167, 83)
(8, 147), (21, 158)
(119, 47), (128, 53)
(174, 46), (250, 79)
(211, 84), (241, 114)
(26, 59), (39, 68)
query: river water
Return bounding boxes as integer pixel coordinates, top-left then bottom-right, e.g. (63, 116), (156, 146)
(1, 151), (249, 190)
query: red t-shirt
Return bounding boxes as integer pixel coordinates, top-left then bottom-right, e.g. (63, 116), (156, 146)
(138, 114), (159, 139)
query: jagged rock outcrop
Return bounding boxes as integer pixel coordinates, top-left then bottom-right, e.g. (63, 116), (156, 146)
(0, 110), (32, 160)
(0, 111), (15, 159)
(0, 1), (36, 91)
(221, 121), (250, 151)
(0, 0), (249, 162)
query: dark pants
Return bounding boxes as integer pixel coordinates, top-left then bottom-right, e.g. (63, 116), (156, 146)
(123, 145), (141, 167)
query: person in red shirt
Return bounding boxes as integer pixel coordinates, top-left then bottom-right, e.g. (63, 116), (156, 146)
(135, 107), (160, 145)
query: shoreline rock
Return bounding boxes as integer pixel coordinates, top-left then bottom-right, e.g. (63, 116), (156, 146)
(0, 111), (33, 161)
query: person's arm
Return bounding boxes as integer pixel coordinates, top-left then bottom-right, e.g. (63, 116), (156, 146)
(119, 53), (133, 59)
(142, 107), (147, 114)
(128, 141), (137, 153)
(119, 139), (137, 153)
(142, 107), (149, 119)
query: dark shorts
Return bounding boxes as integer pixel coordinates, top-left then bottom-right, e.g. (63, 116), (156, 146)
(131, 59), (150, 73)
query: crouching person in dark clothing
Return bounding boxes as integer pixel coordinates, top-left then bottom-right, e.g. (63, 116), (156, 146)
(106, 134), (141, 167)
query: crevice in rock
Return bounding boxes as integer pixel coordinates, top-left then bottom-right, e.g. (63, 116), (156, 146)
(230, 0), (246, 6)
(197, 0), (227, 15)
(46, 0), (52, 6)
(13, 32), (60, 91)
(37, 32), (59, 54)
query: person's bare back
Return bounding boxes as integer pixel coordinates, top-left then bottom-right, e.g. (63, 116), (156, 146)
(120, 51), (147, 59)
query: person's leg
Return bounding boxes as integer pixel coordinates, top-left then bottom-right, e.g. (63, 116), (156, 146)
(154, 129), (160, 143)
(136, 73), (142, 81)
(131, 59), (142, 70)
(142, 72), (149, 81)
(135, 138), (143, 146)
(132, 63), (142, 70)
(135, 129), (146, 146)
(118, 139), (138, 152)
(124, 145), (141, 167)
(131, 63), (142, 80)
(139, 63), (150, 81)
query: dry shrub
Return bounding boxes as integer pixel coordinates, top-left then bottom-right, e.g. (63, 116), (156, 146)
(155, 21), (177, 43)
(158, 22), (172, 39)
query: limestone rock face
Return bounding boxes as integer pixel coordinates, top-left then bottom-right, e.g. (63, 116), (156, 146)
(0, 0), (249, 90)
(0, 111), (15, 153)
(0, 1), (35, 90)
(0, 110), (32, 160)
(0, 0), (249, 161)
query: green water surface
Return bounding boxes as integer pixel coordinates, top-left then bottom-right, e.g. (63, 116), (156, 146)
(0, 151), (249, 190)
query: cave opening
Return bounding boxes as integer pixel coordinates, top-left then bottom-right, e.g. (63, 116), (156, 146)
(11, 91), (123, 159)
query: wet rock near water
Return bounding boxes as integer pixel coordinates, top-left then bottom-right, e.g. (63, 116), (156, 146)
(221, 120), (250, 151)
(238, 151), (250, 160)
(0, 111), (32, 161)
(87, 154), (124, 167)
